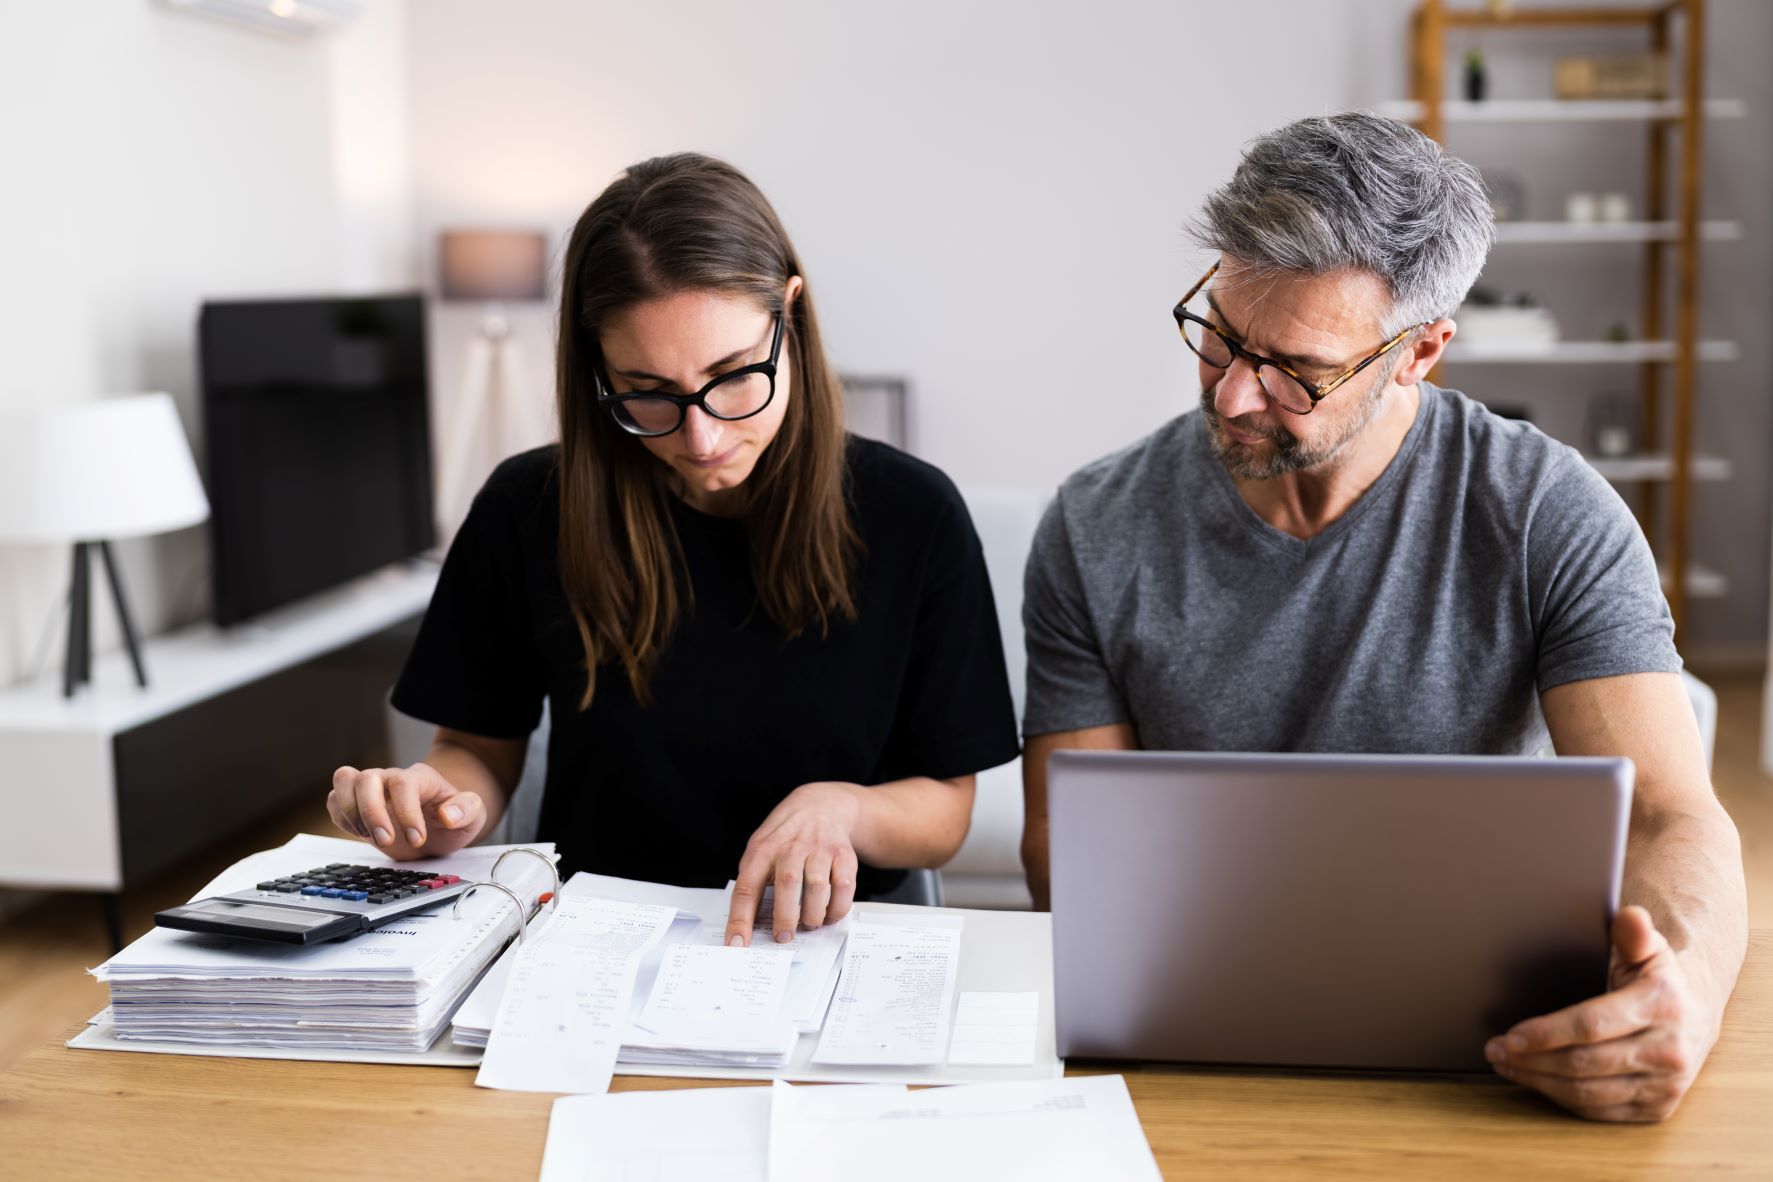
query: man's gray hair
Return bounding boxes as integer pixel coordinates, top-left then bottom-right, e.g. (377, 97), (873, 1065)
(1190, 112), (1494, 336)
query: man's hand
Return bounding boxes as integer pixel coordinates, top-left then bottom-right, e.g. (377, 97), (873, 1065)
(1485, 905), (1719, 1122)
(724, 782), (864, 947)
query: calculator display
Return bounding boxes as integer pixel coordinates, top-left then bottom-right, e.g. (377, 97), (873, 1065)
(161, 898), (352, 937)
(181, 899), (343, 931)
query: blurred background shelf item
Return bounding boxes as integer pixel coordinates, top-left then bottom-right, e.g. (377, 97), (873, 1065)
(1586, 454), (1731, 483)
(1491, 220), (1741, 244)
(1444, 340), (1739, 363)
(1375, 97), (1744, 123)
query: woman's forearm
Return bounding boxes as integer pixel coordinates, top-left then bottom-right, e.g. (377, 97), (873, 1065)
(845, 775), (976, 868)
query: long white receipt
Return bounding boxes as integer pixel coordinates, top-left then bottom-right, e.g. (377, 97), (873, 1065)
(475, 896), (675, 1093)
(811, 914), (963, 1066)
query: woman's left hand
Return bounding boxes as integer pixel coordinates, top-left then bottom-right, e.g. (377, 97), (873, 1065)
(725, 781), (864, 946)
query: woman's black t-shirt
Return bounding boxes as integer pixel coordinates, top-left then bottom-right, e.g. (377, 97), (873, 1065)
(390, 436), (1021, 894)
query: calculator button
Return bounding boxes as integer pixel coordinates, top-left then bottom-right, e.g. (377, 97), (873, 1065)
(320, 888), (345, 898)
(438, 875), (461, 885)
(342, 890), (369, 901)
(368, 893), (394, 904)
(300, 886), (326, 895)
(256, 881), (280, 891)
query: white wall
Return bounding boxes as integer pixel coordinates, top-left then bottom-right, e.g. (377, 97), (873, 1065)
(0, 0), (415, 686)
(405, 0), (1357, 509)
(405, 0), (1770, 661)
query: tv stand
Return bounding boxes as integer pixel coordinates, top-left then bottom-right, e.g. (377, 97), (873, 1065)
(0, 562), (439, 949)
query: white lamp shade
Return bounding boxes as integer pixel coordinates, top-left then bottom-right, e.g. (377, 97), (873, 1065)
(0, 393), (210, 542)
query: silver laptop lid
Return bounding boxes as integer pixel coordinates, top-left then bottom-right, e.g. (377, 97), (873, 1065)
(1048, 751), (1631, 1072)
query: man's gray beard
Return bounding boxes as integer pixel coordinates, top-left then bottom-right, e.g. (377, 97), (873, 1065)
(1199, 372), (1390, 480)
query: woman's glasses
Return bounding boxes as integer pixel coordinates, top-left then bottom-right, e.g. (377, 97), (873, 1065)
(596, 314), (783, 437)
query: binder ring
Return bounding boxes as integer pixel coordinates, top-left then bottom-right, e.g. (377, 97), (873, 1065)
(491, 846), (561, 901)
(451, 880), (529, 944)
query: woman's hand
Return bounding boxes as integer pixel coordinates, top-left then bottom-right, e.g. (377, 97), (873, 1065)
(725, 782), (864, 946)
(327, 762), (488, 860)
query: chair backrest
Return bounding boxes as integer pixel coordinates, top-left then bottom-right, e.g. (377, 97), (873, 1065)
(957, 487), (1051, 721)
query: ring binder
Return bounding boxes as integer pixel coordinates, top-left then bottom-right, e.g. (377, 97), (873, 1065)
(452, 847), (561, 945)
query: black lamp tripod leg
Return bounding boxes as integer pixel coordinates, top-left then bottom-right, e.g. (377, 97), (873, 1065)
(98, 540), (147, 688)
(64, 542), (90, 698)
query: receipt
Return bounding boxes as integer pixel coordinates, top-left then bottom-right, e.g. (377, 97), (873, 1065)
(811, 914), (963, 1066)
(475, 896), (676, 1093)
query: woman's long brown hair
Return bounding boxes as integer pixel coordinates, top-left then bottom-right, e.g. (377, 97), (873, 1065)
(556, 153), (859, 708)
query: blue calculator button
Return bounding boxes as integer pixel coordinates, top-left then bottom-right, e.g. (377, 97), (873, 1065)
(320, 888), (345, 898)
(300, 886), (326, 896)
(343, 890), (369, 901)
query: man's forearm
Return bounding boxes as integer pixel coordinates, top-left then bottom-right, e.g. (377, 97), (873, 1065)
(1021, 826), (1050, 911)
(1623, 802), (1748, 1018)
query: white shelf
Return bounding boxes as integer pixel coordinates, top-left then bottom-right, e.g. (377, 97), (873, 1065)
(1493, 221), (1743, 244)
(0, 561), (439, 734)
(1376, 98), (1746, 123)
(1443, 340), (1739, 363)
(1662, 564), (1728, 600)
(1586, 454), (1732, 482)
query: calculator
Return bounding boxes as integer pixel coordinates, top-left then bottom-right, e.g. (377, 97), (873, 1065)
(154, 863), (472, 945)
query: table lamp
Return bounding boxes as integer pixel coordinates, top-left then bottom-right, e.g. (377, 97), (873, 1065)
(0, 393), (210, 697)
(436, 230), (550, 533)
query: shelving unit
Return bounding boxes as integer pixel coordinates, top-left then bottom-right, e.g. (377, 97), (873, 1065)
(1400, 0), (1734, 637)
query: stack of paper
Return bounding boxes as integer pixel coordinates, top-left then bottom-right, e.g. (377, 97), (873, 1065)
(538, 1076), (1162, 1182)
(452, 875), (849, 1076)
(90, 834), (556, 1053)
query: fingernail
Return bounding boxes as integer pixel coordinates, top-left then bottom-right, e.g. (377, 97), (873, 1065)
(372, 826), (392, 846)
(1485, 1040), (1505, 1062)
(775, 930), (793, 944)
(406, 827), (423, 846)
(442, 805), (461, 824)
(728, 934), (745, 948)
(1504, 1035), (1525, 1054)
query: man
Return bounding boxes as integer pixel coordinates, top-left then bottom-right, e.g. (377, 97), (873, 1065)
(1019, 113), (1745, 1123)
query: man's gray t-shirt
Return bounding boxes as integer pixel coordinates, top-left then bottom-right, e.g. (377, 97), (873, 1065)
(1022, 384), (1681, 753)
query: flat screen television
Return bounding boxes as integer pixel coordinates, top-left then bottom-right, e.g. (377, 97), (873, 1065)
(198, 294), (435, 627)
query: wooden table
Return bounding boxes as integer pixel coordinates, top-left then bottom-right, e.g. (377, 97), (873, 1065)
(3, 932), (1768, 1180)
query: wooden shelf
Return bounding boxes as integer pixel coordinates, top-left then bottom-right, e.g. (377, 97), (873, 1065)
(1586, 454), (1732, 482)
(1407, 0), (1722, 636)
(1443, 340), (1738, 363)
(1492, 220), (1742, 244)
(1377, 98), (1745, 123)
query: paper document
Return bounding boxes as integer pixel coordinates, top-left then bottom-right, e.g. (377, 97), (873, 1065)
(767, 1076), (1160, 1182)
(634, 944), (795, 1047)
(475, 895), (675, 1093)
(539, 1085), (774, 1182)
(812, 914), (963, 1065)
(946, 991), (1040, 1066)
(708, 884), (851, 1032)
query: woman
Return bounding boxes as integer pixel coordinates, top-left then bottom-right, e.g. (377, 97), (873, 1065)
(327, 153), (1019, 946)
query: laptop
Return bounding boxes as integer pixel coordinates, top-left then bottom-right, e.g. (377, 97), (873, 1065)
(1047, 751), (1632, 1072)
